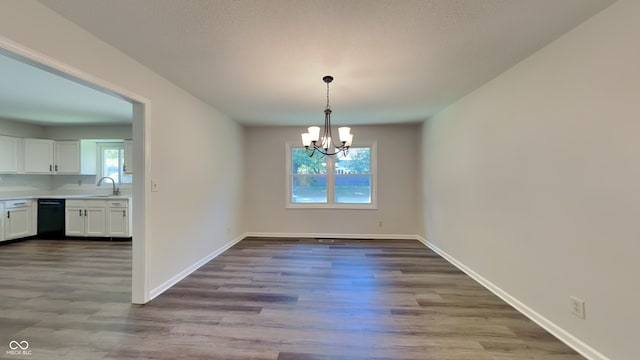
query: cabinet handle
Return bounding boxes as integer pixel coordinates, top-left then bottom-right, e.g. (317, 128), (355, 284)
(49, 164), (52, 172)
(55, 164), (58, 172)
(79, 209), (83, 216)
(123, 210), (126, 217)
(84, 209), (88, 217)
(123, 164), (126, 172)
(13, 202), (26, 206)
(6, 211), (9, 219)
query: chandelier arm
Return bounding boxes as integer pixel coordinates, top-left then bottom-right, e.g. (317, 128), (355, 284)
(302, 75), (351, 158)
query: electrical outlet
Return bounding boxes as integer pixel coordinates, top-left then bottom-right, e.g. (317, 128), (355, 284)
(570, 296), (585, 319)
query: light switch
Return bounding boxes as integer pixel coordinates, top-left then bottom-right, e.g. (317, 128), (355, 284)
(151, 179), (160, 192)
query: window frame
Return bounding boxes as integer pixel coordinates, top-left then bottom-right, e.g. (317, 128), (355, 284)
(285, 140), (377, 209)
(96, 142), (132, 186)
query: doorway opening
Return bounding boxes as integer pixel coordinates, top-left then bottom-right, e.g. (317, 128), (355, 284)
(0, 40), (149, 303)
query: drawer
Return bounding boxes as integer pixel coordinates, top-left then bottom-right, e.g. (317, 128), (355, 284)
(84, 200), (108, 208)
(4, 199), (32, 208)
(66, 199), (107, 208)
(107, 200), (128, 208)
(65, 200), (85, 207)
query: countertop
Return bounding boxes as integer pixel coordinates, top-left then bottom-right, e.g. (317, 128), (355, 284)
(0, 194), (132, 202)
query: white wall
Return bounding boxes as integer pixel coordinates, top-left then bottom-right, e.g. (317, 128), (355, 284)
(0, 121), (132, 140)
(245, 124), (421, 237)
(420, 1), (639, 359)
(44, 124), (132, 140)
(0, 118), (45, 138)
(0, 0), (245, 300)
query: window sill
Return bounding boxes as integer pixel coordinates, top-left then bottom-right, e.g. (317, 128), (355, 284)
(286, 203), (377, 210)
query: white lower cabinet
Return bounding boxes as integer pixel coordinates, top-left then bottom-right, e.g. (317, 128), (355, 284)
(65, 198), (130, 238)
(65, 200), (107, 237)
(3, 199), (35, 241)
(107, 199), (130, 237)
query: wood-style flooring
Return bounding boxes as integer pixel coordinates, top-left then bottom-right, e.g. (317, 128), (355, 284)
(0, 237), (583, 360)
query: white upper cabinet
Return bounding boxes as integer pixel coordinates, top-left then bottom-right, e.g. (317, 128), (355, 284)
(55, 140), (81, 174)
(24, 138), (54, 173)
(23, 139), (81, 174)
(123, 139), (133, 174)
(0, 135), (19, 173)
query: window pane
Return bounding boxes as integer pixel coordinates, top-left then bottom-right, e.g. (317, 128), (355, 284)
(336, 148), (370, 174)
(292, 175), (327, 203)
(335, 175), (371, 203)
(103, 149), (121, 183)
(292, 148), (326, 174)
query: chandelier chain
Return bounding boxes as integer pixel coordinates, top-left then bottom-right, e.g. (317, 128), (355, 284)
(326, 81), (330, 110)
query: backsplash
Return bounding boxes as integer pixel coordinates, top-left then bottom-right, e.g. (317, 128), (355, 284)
(0, 174), (52, 196)
(0, 174), (132, 197)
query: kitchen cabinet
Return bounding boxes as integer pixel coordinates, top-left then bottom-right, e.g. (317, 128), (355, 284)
(0, 202), (4, 242)
(80, 140), (97, 175)
(65, 200), (107, 237)
(107, 199), (130, 237)
(3, 199), (35, 240)
(24, 139), (81, 174)
(123, 140), (133, 174)
(24, 138), (54, 173)
(0, 135), (19, 173)
(54, 140), (81, 173)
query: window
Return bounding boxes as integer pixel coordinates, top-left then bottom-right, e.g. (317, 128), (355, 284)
(287, 142), (376, 209)
(97, 142), (132, 184)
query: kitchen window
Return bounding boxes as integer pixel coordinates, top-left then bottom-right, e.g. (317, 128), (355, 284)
(286, 142), (377, 209)
(97, 142), (132, 184)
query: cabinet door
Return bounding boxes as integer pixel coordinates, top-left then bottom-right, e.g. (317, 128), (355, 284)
(55, 141), (81, 174)
(0, 205), (4, 242)
(85, 207), (107, 237)
(65, 207), (85, 236)
(123, 140), (133, 174)
(24, 139), (54, 173)
(5, 207), (31, 240)
(0, 135), (19, 173)
(108, 207), (129, 237)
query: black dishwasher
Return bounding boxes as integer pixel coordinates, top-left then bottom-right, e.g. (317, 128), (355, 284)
(37, 199), (65, 238)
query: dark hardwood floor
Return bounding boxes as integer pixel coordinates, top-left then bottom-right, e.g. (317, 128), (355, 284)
(0, 237), (583, 360)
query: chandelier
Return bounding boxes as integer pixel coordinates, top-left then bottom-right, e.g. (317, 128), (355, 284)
(301, 75), (353, 157)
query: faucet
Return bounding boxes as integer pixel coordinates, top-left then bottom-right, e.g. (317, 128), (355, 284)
(97, 176), (120, 195)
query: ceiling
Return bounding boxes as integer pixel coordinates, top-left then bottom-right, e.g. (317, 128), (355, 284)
(10, 0), (618, 127)
(0, 50), (132, 126)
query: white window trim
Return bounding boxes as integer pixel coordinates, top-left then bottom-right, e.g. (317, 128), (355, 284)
(96, 142), (132, 187)
(285, 140), (377, 210)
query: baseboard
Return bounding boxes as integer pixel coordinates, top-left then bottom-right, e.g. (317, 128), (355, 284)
(244, 232), (417, 240)
(148, 233), (245, 301)
(415, 236), (609, 360)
